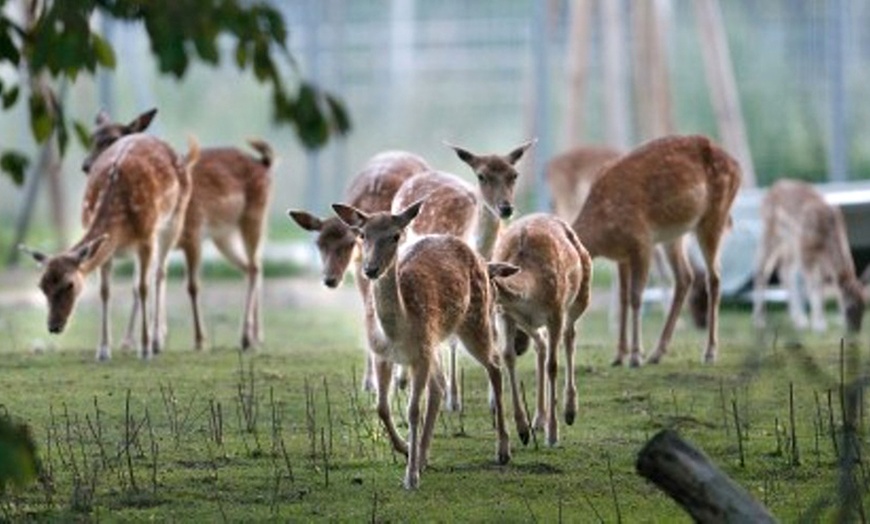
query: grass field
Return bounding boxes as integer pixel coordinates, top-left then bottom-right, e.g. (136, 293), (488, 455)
(0, 267), (867, 522)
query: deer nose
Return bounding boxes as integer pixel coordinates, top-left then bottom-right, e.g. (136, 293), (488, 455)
(81, 159), (91, 173)
(48, 322), (64, 334)
(323, 276), (339, 288)
(498, 202), (514, 219)
(363, 266), (380, 280)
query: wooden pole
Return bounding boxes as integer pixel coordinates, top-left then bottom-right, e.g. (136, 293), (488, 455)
(601, 0), (630, 149)
(693, 0), (757, 187)
(632, 0), (675, 140)
(637, 429), (777, 523)
(564, 0), (593, 146)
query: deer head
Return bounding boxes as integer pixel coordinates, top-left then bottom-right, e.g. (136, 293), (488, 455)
(81, 108), (158, 173)
(446, 140), (535, 219)
(332, 200), (424, 280)
(842, 278), (865, 333)
(20, 235), (108, 333)
(288, 210), (359, 288)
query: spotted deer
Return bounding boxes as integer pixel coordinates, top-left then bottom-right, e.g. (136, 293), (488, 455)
(571, 135), (741, 366)
(332, 200), (510, 490)
(753, 179), (864, 333)
(289, 151), (430, 389)
(388, 141), (534, 408)
(22, 129), (199, 360)
(82, 108), (275, 351)
(488, 213), (593, 446)
(545, 145), (622, 222)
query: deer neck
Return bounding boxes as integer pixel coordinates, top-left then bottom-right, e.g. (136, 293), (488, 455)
(371, 258), (407, 342)
(73, 230), (118, 276)
(476, 204), (502, 260)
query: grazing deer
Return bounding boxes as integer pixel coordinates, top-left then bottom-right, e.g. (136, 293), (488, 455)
(571, 135), (741, 366)
(22, 130), (199, 360)
(333, 200), (511, 490)
(545, 145), (622, 222)
(488, 213), (593, 446)
(82, 109), (275, 351)
(289, 151), (430, 389)
(753, 179), (864, 333)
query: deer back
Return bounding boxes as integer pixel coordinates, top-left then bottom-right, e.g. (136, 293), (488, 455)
(397, 234), (491, 342)
(492, 214), (587, 322)
(391, 170), (478, 244)
(347, 151), (430, 212)
(183, 145), (273, 241)
(573, 135), (741, 259)
(546, 145), (622, 222)
(82, 134), (193, 260)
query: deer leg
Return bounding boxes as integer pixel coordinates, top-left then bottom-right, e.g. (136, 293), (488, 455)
(151, 231), (176, 356)
(500, 318), (531, 445)
(444, 337), (461, 412)
(136, 244), (154, 359)
(241, 213), (266, 345)
(562, 316), (579, 427)
(696, 224), (725, 363)
(613, 262), (631, 366)
(782, 258), (809, 330)
(182, 242), (206, 350)
(374, 357), (408, 457)
(806, 266), (828, 332)
(544, 317), (564, 446)
(212, 234), (257, 350)
(752, 228), (781, 328)
(529, 329), (548, 432)
(459, 326), (511, 465)
(404, 359), (432, 490)
(121, 283), (139, 351)
(96, 259), (113, 361)
(648, 238), (693, 365)
(355, 262), (377, 392)
(628, 253), (651, 368)
(419, 359), (445, 472)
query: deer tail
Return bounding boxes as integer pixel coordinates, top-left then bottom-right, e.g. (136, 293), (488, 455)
(185, 135), (201, 171)
(248, 138), (274, 167)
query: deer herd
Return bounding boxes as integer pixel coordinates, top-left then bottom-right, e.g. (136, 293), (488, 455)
(20, 108), (868, 489)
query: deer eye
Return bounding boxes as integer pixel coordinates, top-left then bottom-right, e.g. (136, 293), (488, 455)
(392, 233), (401, 243)
(477, 173), (486, 183)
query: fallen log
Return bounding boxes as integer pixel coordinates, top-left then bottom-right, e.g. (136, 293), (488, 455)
(636, 429), (777, 523)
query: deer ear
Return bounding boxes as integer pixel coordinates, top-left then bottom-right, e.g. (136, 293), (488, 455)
(506, 139), (536, 165)
(288, 210), (324, 232)
(95, 108), (111, 126)
(332, 203), (368, 228)
(396, 199), (424, 228)
(444, 141), (478, 167)
(487, 262), (520, 280)
(18, 244), (47, 265)
(127, 108), (158, 133)
(73, 235), (108, 266)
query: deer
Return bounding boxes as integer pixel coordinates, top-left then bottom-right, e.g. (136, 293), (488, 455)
(752, 179), (865, 333)
(545, 145), (622, 223)
(332, 199), (511, 490)
(488, 213), (593, 446)
(289, 150), (430, 390)
(571, 134), (741, 367)
(22, 127), (199, 360)
(387, 140), (535, 410)
(81, 108), (275, 351)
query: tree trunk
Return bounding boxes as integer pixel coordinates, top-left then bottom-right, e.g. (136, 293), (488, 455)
(564, 0), (593, 146)
(693, 0), (757, 187)
(636, 429), (777, 523)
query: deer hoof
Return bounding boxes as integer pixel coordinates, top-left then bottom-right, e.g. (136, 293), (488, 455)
(518, 428), (530, 446)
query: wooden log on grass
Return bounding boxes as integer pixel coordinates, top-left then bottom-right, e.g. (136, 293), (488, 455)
(636, 429), (777, 523)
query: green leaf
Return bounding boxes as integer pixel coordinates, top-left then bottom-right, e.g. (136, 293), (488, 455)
(325, 93), (351, 135)
(29, 93), (53, 143)
(92, 33), (116, 68)
(73, 120), (91, 149)
(234, 42), (248, 69)
(2, 84), (18, 109)
(0, 26), (19, 65)
(1, 150), (30, 186)
(0, 414), (40, 491)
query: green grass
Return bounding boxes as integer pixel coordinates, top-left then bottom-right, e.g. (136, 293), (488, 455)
(0, 273), (867, 521)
